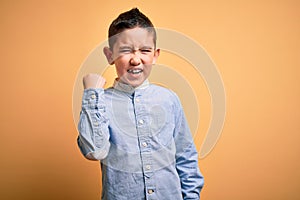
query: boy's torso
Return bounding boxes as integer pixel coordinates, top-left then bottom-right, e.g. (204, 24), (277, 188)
(100, 84), (184, 200)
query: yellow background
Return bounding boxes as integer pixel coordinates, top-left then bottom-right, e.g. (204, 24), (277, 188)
(1, 0), (299, 199)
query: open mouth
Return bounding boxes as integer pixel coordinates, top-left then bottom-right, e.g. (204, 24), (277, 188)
(127, 69), (143, 74)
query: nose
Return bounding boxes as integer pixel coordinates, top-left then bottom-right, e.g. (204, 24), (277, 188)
(130, 55), (141, 66)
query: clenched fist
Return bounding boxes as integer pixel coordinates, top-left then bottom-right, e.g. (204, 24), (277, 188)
(83, 74), (106, 89)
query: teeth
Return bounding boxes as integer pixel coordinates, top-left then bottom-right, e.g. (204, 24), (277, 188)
(128, 69), (143, 74)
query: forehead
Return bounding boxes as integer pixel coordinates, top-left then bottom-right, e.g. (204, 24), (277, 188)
(113, 27), (155, 48)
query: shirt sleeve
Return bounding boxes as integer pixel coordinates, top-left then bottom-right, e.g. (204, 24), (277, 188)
(77, 88), (110, 160)
(172, 93), (204, 200)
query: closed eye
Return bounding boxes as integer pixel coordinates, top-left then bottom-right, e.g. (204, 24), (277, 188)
(141, 49), (153, 54)
(119, 49), (131, 54)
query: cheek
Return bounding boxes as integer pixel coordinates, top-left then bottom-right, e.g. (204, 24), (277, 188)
(115, 57), (129, 68)
(115, 65), (126, 75)
(141, 55), (154, 63)
(144, 65), (153, 74)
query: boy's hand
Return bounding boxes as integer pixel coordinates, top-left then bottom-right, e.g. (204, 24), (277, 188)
(83, 73), (106, 89)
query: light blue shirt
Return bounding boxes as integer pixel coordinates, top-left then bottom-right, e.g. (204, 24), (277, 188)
(77, 79), (204, 200)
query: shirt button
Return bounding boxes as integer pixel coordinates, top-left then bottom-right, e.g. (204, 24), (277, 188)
(148, 189), (154, 194)
(146, 165), (151, 170)
(94, 122), (99, 126)
(135, 98), (140, 103)
(138, 119), (144, 125)
(142, 142), (147, 147)
(91, 94), (96, 99)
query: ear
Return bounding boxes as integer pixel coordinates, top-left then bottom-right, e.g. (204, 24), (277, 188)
(103, 47), (114, 65)
(152, 48), (160, 64)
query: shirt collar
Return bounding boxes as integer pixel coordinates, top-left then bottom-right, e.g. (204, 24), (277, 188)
(113, 79), (149, 93)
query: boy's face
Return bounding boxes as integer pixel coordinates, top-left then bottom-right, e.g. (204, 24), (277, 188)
(104, 27), (160, 87)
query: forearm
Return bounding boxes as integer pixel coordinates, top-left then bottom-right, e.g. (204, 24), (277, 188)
(176, 143), (204, 200)
(77, 88), (110, 160)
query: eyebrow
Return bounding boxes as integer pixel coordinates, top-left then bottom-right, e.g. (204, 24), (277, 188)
(140, 46), (154, 50)
(119, 46), (132, 49)
(118, 46), (154, 50)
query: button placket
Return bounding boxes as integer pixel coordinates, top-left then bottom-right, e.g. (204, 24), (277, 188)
(133, 92), (156, 197)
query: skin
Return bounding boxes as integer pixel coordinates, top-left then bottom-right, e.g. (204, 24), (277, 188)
(83, 27), (160, 89)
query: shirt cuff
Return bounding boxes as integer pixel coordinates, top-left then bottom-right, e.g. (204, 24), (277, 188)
(82, 88), (105, 110)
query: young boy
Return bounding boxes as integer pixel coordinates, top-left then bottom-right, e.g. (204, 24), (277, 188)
(77, 8), (204, 200)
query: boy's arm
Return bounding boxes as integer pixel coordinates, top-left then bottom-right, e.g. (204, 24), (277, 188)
(173, 93), (204, 200)
(77, 74), (110, 160)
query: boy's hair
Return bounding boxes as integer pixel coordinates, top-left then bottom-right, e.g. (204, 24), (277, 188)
(108, 8), (157, 49)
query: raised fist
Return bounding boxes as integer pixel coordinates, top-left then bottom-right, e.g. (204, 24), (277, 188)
(83, 73), (106, 89)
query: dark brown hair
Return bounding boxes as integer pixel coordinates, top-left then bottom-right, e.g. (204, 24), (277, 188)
(108, 8), (157, 49)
